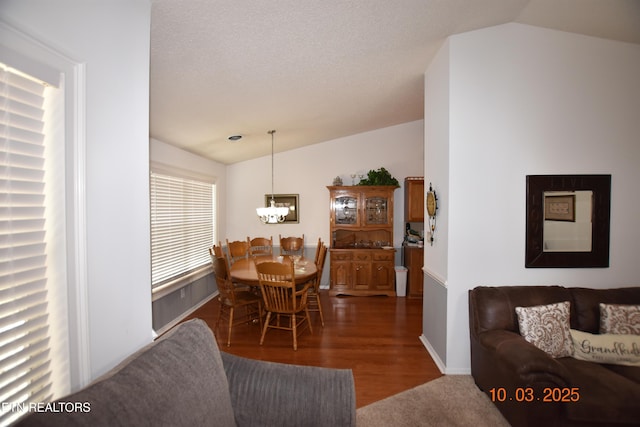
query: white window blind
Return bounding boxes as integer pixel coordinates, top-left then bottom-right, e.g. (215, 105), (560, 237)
(150, 172), (215, 287)
(0, 65), (54, 425)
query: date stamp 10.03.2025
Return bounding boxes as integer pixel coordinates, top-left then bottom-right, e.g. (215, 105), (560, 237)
(489, 387), (580, 403)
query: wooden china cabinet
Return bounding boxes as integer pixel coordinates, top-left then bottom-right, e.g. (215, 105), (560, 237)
(327, 185), (398, 296)
(403, 177), (424, 298)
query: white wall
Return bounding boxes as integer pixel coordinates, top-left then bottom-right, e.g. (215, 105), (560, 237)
(422, 38), (451, 369)
(226, 120), (424, 247)
(1, 1), (154, 384)
(424, 23), (640, 373)
(424, 39), (451, 284)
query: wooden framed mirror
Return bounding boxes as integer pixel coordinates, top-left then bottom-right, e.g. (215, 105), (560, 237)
(525, 174), (611, 268)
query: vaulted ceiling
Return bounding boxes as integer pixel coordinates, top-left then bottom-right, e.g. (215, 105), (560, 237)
(150, 0), (640, 164)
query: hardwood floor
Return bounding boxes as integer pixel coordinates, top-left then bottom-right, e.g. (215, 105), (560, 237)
(182, 291), (443, 408)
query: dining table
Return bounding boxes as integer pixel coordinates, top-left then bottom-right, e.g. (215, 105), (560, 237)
(229, 255), (318, 287)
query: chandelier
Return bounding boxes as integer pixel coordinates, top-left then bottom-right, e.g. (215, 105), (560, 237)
(256, 130), (290, 224)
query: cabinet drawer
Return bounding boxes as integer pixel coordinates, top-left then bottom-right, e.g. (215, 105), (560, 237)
(372, 251), (394, 261)
(353, 252), (371, 261)
(331, 251), (353, 261)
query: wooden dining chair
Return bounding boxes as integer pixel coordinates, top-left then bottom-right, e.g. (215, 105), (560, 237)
(212, 255), (262, 346)
(212, 243), (255, 292)
(307, 243), (327, 326)
(279, 234), (305, 257)
(247, 236), (273, 257)
(256, 260), (313, 350)
(226, 239), (250, 264)
(209, 241), (224, 262)
(313, 237), (322, 264)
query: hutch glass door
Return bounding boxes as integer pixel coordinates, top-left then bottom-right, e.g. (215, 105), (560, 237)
(334, 196), (358, 225)
(364, 196), (389, 225)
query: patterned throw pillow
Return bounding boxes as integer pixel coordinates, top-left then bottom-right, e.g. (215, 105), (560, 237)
(515, 301), (573, 358)
(600, 304), (640, 335)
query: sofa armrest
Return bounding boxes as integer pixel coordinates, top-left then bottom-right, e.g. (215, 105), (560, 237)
(471, 330), (577, 427)
(221, 351), (356, 427)
(478, 330), (571, 386)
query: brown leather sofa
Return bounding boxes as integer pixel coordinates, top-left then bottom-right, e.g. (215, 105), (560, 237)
(469, 285), (640, 427)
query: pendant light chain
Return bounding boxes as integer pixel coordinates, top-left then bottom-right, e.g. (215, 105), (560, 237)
(256, 129), (288, 223)
(269, 129), (275, 202)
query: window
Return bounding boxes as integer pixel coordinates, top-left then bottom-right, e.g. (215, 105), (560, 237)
(150, 170), (215, 289)
(2, 20), (88, 417)
(0, 64), (62, 425)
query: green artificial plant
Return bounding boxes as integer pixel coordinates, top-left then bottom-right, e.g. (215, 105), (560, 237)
(357, 167), (399, 186)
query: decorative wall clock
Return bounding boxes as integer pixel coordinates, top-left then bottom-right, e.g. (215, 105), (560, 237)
(426, 183), (437, 245)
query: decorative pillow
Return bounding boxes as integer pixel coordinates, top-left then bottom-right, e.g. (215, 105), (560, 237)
(515, 301), (573, 358)
(570, 329), (640, 366)
(600, 303), (640, 335)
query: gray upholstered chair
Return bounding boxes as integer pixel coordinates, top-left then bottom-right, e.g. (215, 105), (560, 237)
(16, 319), (356, 427)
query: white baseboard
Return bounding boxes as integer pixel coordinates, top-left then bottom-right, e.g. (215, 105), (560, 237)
(419, 334), (445, 374)
(419, 334), (472, 375)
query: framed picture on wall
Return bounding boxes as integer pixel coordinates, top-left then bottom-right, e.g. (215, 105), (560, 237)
(544, 194), (575, 222)
(264, 194), (299, 223)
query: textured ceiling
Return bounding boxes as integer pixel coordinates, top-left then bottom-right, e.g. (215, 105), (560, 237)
(150, 0), (640, 164)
